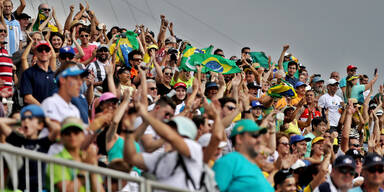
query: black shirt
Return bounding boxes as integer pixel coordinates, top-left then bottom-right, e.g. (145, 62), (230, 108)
(157, 83), (172, 96)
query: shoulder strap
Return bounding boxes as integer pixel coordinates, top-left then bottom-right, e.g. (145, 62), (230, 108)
(94, 61), (103, 82)
(154, 152), (181, 177)
(178, 154), (197, 190)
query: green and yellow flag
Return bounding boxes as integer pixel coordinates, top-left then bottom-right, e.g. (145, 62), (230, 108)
(32, 11), (58, 32)
(115, 31), (140, 68)
(183, 53), (241, 74)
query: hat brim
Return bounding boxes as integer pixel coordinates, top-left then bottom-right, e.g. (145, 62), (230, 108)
(61, 123), (83, 133)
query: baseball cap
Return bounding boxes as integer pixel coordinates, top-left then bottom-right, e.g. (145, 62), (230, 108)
(291, 159), (306, 170)
(251, 100), (264, 108)
(294, 81), (307, 89)
(230, 119), (267, 138)
(58, 66), (87, 80)
(327, 79), (339, 85)
(312, 136), (325, 145)
(59, 46), (75, 56)
(97, 44), (109, 51)
(61, 117), (84, 133)
(347, 65), (357, 71)
(206, 82), (219, 89)
(99, 92), (119, 104)
(198, 133), (227, 148)
(290, 135), (311, 145)
(35, 41), (50, 49)
(247, 82), (261, 89)
(168, 116), (197, 140)
(147, 44), (159, 50)
(16, 13), (31, 20)
(333, 155), (356, 169)
(274, 169), (293, 187)
(312, 76), (324, 83)
(20, 105), (45, 119)
(345, 149), (364, 160)
(363, 153), (384, 168)
(174, 82), (187, 89)
(165, 36), (176, 44)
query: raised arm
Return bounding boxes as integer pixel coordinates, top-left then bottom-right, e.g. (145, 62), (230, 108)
(157, 15), (167, 50)
(364, 72), (378, 91)
(0, 117), (17, 137)
(64, 5), (74, 31)
(278, 44), (289, 71)
(341, 100), (354, 152)
(51, 8), (63, 34)
(72, 29), (85, 59)
(14, 0), (26, 16)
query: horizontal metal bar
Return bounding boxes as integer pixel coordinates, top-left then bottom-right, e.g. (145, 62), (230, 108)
(145, 180), (191, 192)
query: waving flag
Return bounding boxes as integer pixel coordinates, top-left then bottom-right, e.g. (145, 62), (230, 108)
(180, 45), (213, 70)
(249, 52), (272, 69)
(116, 31), (140, 68)
(267, 79), (297, 98)
(186, 53), (241, 74)
(32, 12), (58, 32)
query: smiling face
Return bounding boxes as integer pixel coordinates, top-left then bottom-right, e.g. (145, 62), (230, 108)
(51, 35), (63, 49)
(175, 87), (186, 101)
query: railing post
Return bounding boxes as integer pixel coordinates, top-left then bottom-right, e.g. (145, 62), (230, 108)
(25, 157), (30, 192)
(0, 152), (4, 191)
(37, 160), (42, 192)
(50, 163), (54, 192)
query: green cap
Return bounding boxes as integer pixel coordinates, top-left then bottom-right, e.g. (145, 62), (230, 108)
(61, 117), (84, 133)
(230, 119), (266, 138)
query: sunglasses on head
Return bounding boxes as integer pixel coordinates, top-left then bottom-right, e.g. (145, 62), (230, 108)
(0, 29), (6, 34)
(36, 46), (51, 53)
(21, 115), (34, 120)
(338, 167), (355, 175)
(367, 166), (384, 174)
(60, 54), (74, 60)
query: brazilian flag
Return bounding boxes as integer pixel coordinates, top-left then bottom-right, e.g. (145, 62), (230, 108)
(250, 52), (272, 69)
(180, 45), (213, 70)
(186, 53), (241, 74)
(32, 11), (58, 32)
(115, 31), (140, 68)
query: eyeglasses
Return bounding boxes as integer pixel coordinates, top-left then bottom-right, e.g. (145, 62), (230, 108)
(0, 29), (6, 34)
(41, 8), (51, 12)
(164, 72), (173, 76)
(279, 142), (290, 146)
(132, 58), (143, 62)
(80, 34), (89, 38)
(36, 46), (51, 53)
(367, 166), (384, 174)
(244, 52), (250, 55)
(149, 87), (157, 91)
(21, 115), (34, 120)
(338, 167), (355, 175)
(60, 54), (74, 60)
(217, 54), (225, 57)
(226, 105), (236, 111)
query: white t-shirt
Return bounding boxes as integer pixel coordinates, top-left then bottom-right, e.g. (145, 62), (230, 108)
(41, 93), (81, 122)
(318, 93), (343, 127)
(87, 60), (108, 83)
(142, 139), (203, 190)
(134, 116), (164, 153)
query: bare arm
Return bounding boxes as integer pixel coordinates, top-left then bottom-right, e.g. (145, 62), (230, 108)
(64, 5), (74, 31)
(21, 40), (33, 71)
(341, 101), (354, 152)
(0, 118), (17, 137)
(51, 8), (63, 34)
(24, 94), (40, 105)
(15, 0), (26, 16)
(38, 14), (52, 32)
(157, 15), (167, 50)
(278, 45), (289, 71)
(364, 73), (378, 91)
(105, 64), (117, 96)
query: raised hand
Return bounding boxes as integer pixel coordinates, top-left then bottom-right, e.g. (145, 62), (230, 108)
(283, 44), (290, 51)
(79, 3), (85, 11)
(69, 5), (74, 12)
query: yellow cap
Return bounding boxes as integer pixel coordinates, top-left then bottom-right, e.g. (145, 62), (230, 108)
(312, 136), (325, 145)
(347, 75), (359, 81)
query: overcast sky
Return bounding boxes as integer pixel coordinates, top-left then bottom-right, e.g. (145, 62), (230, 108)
(22, 0), (384, 88)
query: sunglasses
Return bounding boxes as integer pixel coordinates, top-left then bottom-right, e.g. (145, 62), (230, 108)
(41, 8), (51, 12)
(351, 144), (360, 148)
(60, 54), (74, 60)
(250, 129), (267, 138)
(338, 167), (355, 175)
(36, 46), (51, 53)
(226, 106), (236, 111)
(61, 128), (82, 136)
(149, 87), (157, 91)
(217, 54), (225, 57)
(164, 72), (173, 76)
(132, 58), (143, 62)
(80, 34), (89, 38)
(21, 115), (34, 120)
(0, 29), (6, 33)
(244, 52), (250, 55)
(367, 166), (384, 174)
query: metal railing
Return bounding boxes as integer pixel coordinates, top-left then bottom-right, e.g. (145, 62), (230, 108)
(0, 144), (190, 192)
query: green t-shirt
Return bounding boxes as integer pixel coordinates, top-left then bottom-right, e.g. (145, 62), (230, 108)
(304, 132), (316, 158)
(108, 136), (142, 174)
(350, 84), (366, 103)
(170, 76), (194, 88)
(213, 152), (274, 192)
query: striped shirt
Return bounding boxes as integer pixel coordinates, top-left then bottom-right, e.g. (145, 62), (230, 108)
(5, 15), (23, 55)
(0, 47), (13, 90)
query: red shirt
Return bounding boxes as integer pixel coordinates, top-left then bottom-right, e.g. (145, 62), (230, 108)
(0, 47), (13, 91)
(299, 108), (321, 122)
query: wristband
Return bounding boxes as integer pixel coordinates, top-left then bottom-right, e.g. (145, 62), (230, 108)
(121, 129), (135, 134)
(243, 109), (251, 113)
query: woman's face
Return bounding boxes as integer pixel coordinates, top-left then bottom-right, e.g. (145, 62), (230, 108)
(163, 68), (173, 82)
(51, 35), (63, 49)
(175, 87), (186, 100)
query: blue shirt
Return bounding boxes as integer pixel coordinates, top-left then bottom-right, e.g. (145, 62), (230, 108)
(71, 95), (89, 124)
(213, 152), (274, 192)
(20, 65), (57, 104)
(285, 75), (299, 87)
(4, 15), (22, 55)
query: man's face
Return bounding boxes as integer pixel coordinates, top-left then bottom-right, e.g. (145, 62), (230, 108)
(20, 111), (43, 138)
(62, 75), (83, 98)
(32, 33), (43, 47)
(362, 165), (384, 186)
(327, 84), (339, 95)
(118, 70), (131, 83)
(61, 129), (85, 150)
(3, 1), (13, 16)
(330, 72), (340, 81)
(242, 49), (251, 59)
(206, 87), (218, 99)
(288, 65), (297, 76)
(39, 4), (50, 17)
(249, 87), (258, 96)
(19, 18), (30, 29)
(222, 101), (236, 117)
(278, 177), (297, 192)
(0, 24), (7, 43)
(147, 82), (158, 99)
(360, 77), (369, 85)
(315, 81), (324, 90)
(239, 131), (266, 158)
(252, 107), (263, 118)
(96, 48), (109, 62)
(129, 54), (143, 67)
(312, 141), (324, 155)
(296, 86), (306, 96)
(294, 140), (308, 156)
(331, 166), (355, 190)
(347, 68), (357, 76)
(305, 91), (315, 104)
(163, 68), (173, 82)
(35, 45), (51, 62)
(154, 105), (174, 121)
(79, 31), (90, 45)
(349, 138), (360, 150)
(245, 70), (255, 82)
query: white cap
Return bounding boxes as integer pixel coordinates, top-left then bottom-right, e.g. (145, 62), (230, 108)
(198, 133), (227, 148)
(327, 78), (339, 85)
(291, 159), (306, 170)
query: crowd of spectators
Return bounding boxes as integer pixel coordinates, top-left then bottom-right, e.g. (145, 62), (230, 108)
(0, 0), (383, 192)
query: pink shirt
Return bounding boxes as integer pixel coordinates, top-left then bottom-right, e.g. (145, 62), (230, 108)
(75, 44), (97, 63)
